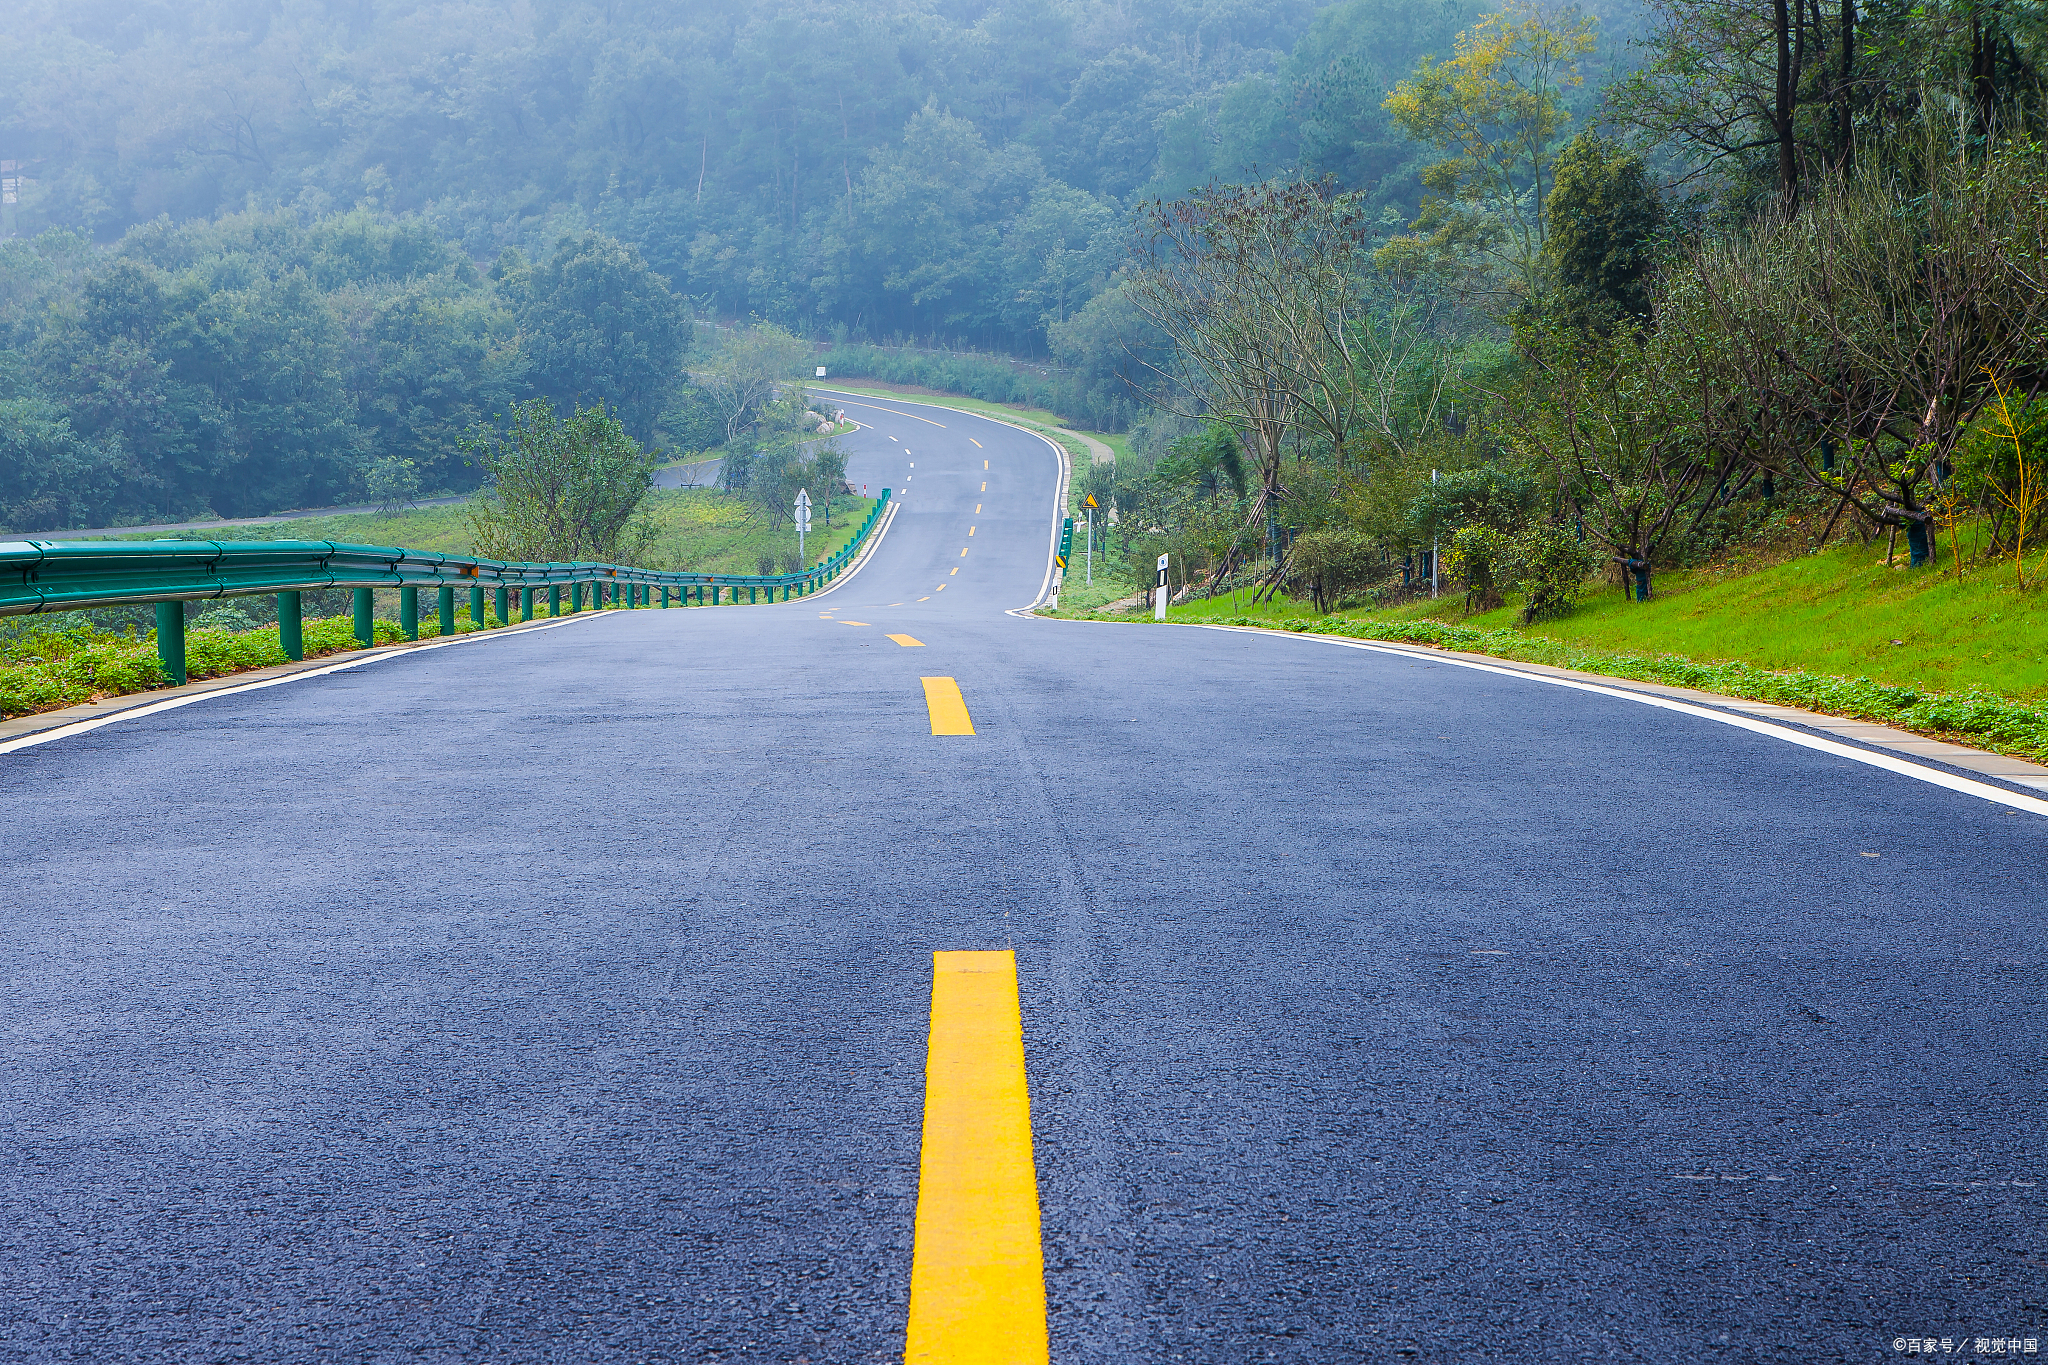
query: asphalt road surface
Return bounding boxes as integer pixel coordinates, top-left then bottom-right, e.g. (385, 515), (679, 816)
(3, 393), (2043, 1363)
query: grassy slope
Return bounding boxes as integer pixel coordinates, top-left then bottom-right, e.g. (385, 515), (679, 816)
(1044, 532), (2048, 761)
(125, 488), (880, 576)
(1393, 536), (2048, 702)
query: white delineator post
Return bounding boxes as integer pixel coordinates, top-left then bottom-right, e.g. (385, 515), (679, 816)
(1154, 553), (1170, 620)
(796, 487), (812, 560)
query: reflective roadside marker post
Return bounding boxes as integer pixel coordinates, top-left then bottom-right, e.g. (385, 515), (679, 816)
(1051, 515), (1073, 609)
(796, 487), (812, 561)
(1155, 553), (1170, 620)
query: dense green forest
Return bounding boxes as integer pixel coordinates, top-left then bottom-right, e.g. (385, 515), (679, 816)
(9, 0), (2044, 595)
(0, 0), (1642, 531)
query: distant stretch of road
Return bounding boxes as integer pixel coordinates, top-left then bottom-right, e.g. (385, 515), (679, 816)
(3, 389), (2041, 1362)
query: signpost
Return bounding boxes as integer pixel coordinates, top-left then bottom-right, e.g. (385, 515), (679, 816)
(1084, 494), (1098, 585)
(1155, 552), (1170, 620)
(796, 488), (812, 560)
(1051, 517), (1074, 609)
(816, 366), (827, 378)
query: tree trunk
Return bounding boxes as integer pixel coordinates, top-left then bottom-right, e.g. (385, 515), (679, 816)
(1775, 0), (1801, 203)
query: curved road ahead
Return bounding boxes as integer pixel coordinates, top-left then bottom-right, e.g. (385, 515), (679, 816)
(4, 395), (2043, 1363)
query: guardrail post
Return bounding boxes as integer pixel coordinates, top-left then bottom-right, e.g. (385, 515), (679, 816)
(353, 588), (374, 647)
(470, 584), (485, 629)
(400, 585), (419, 641)
(660, 585), (669, 608)
(278, 591), (303, 660)
(495, 586), (509, 626)
(439, 585), (455, 636)
(549, 584), (561, 617)
(155, 601), (186, 685)
(748, 584), (757, 604)
(521, 586), (535, 622)
(570, 582), (582, 613)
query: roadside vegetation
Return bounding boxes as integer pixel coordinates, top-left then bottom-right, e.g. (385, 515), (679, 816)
(3, 397), (877, 720)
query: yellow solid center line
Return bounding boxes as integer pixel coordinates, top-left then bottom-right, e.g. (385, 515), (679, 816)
(921, 677), (974, 734)
(905, 950), (1047, 1365)
(889, 634), (926, 647)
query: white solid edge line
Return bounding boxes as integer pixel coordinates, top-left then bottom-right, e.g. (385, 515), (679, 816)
(1188, 622), (2048, 818)
(0, 612), (607, 756)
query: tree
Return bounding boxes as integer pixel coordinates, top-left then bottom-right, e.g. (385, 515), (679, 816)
(497, 234), (688, 443)
(463, 400), (656, 564)
(1125, 178), (1373, 577)
(1511, 323), (1736, 600)
(367, 456), (421, 514)
(1544, 133), (1666, 330)
(1379, 1), (1598, 296)
(1659, 134), (2048, 565)
(695, 322), (810, 446)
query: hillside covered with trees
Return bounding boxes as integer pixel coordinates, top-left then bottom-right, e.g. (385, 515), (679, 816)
(2, 0), (1640, 531)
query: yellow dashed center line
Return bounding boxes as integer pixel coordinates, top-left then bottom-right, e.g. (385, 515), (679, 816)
(950, 568), (959, 575)
(960, 548), (968, 557)
(919, 596), (931, 601)
(975, 504), (982, 513)
(936, 583), (947, 591)
(889, 634), (927, 647)
(969, 437), (982, 448)
(920, 678), (974, 735)
(842, 620), (869, 626)
(980, 483), (987, 492)
(968, 527), (976, 536)
(983, 460), (989, 470)
(905, 950), (1046, 1362)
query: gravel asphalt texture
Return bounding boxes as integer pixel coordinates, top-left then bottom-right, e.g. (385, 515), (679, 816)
(2, 392), (2043, 1363)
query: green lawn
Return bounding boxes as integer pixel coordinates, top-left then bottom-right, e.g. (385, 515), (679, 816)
(1041, 528), (2048, 760)
(1393, 536), (2048, 702)
(121, 488), (880, 576)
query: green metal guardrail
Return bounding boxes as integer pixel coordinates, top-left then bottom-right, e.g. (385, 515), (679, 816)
(1, 489), (891, 685)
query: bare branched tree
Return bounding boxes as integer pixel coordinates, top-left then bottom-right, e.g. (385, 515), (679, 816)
(1512, 325), (1738, 600)
(1124, 180), (1373, 578)
(1663, 126), (2048, 563)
